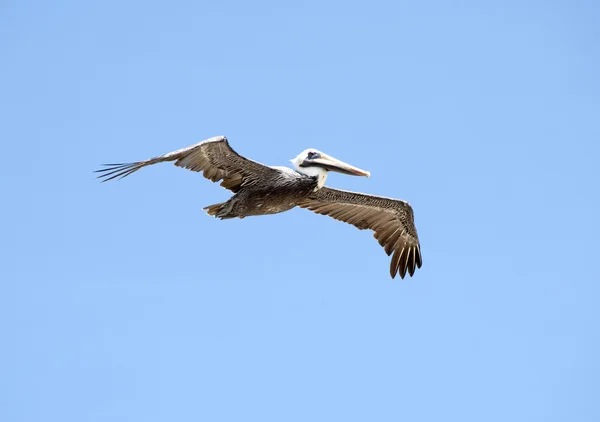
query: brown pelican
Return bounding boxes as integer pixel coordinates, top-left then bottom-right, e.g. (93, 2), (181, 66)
(96, 136), (422, 279)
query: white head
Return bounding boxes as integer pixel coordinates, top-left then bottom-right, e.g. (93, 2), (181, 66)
(290, 148), (370, 189)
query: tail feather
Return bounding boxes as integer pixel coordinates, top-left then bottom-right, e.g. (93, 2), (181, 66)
(203, 202), (225, 217)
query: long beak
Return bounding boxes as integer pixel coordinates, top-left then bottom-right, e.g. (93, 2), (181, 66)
(303, 153), (371, 177)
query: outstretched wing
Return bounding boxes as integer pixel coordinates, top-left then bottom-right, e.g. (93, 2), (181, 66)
(95, 136), (278, 192)
(299, 187), (422, 279)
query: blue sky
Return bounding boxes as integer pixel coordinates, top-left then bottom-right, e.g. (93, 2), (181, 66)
(3, 1), (599, 421)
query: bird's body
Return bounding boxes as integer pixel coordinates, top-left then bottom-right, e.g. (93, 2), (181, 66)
(97, 136), (422, 279)
(204, 168), (317, 218)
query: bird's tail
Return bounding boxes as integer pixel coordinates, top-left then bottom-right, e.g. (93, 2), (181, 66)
(203, 202), (226, 217)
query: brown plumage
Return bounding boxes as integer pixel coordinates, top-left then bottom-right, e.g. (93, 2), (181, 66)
(299, 188), (422, 279)
(96, 136), (422, 279)
(95, 135), (275, 192)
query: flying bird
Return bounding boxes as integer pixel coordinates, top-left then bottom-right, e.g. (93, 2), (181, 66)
(96, 136), (422, 279)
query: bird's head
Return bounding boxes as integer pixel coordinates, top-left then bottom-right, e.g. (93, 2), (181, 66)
(290, 149), (370, 189)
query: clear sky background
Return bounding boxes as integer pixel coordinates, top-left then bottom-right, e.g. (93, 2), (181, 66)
(3, 1), (599, 421)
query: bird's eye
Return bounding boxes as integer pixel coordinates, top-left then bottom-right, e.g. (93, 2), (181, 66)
(307, 151), (319, 159)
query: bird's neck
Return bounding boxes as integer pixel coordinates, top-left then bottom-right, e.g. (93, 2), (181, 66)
(296, 166), (328, 190)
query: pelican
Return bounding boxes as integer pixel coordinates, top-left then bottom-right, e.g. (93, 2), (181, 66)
(96, 136), (422, 278)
